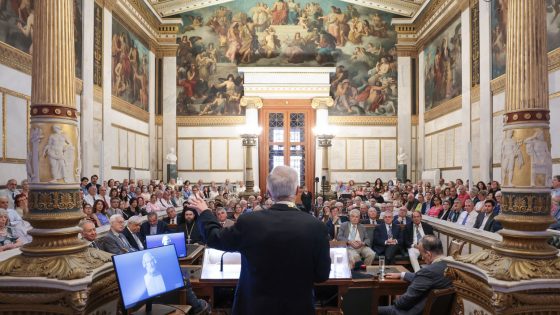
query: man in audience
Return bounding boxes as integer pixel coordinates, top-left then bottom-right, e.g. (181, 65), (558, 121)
(0, 179), (20, 209)
(439, 200), (452, 221)
(83, 185), (100, 207)
(405, 193), (419, 212)
(337, 209), (376, 265)
(405, 212), (434, 272)
(457, 185), (470, 206)
(164, 206), (183, 226)
(379, 235), (452, 315)
(158, 191), (174, 209)
(448, 199), (462, 222)
(178, 208), (204, 244)
(216, 207), (235, 227)
(85, 175), (101, 191)
(414, 193), (428, 213)
(80, 177), (89, 194)
(98, 186), (111, 205)
(326, 206), (347, 239)
(240, 199), (250, 213)
(494, 191), (503, 215)
(0, 196), (22, 226)
(372, 190), (385, 204)
(122, 215), (144, 251)
(80, 220), (101, 250)
(474, 199), (501, 232)
(457, 199), (478, 228)
(361, 207), (380, 225)
(107, 198), (123, 217)
(358, 203), (369, 221)
(393, 206), (411, 225)
(373, 210), (403, 265)
(470, 187), (480, 205)
(424, 192), (434, 211)
(448, 186), (458, 206)
(551, 175), (560, 220)
(101, 214), (137, 254)
(140, 212), (170, 244)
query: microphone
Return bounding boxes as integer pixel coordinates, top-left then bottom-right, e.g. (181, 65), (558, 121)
(315, 177), (320, 183)
(220, 251), (229, 272)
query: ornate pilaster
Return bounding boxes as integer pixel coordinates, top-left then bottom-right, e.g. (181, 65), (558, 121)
(317, 135), (336, 200)
(0, 0), (111, 278)
(240, 134), (259, 198)
(446, 1), (560, 314)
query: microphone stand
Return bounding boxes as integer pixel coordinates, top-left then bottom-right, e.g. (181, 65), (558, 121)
(220, 251), (229, 272)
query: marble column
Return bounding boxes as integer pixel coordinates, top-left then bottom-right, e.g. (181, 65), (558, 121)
(417, 50), (425, 175)
(161, 52), (177, 182)
(311, 97), (335, 199)
(80, 0), (94, 178)
(148, 51), (156, 179)
(240, 96), (263, 195)
(460, 8), (472, 183)
(0, 0), (111, 277)
(478, 0), (493, 183)
(101, 5), (113, 181)
(397, 56), (412, 179)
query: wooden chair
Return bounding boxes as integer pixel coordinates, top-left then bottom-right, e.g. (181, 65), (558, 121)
(422, 287), (456, 315)
(447, 239), (466, 257)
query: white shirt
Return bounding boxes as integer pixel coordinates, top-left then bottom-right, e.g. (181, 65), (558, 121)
(348, 224), (361, 241)
(127, 227), (144, 250)
(83, 194), (100, 206)
(412, 223), (425, 245)
(479, 213), (491, 230)
(158, 198), (173, 209)
(457, 211), (478, 228)
(169, 217), (178, 225)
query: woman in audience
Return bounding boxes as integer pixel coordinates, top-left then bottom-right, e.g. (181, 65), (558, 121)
(326, 206), (345, 239)
(202, 186), (211, 199)
(107, 179), (115, 190)
(119, 190), (129, 203)
(137, 196), (147, 212)
(209, 185), (220, 200)
(374, 178), (384, 192)
(83, 203), (100, 227)
(347, 180), (356, 192)
(123, 198), (147, 220)
(439, 200), (452, 220)
(140, 185), (151, 201)
(228, 203), (244, 222)
(20, 179), (30, 197)
(0, 209), (24, 252)
(443, 187), (451, 201)
(109, 188), (119, 200)
(14, 194), (28, 217)
(427, 196), (443, 218)
(476, 181), (487, 192)
(146, 194), (162, 213)
(93, 200), (110, 226)
(489, 181), (501, 194)
(319, 206), (331, 223)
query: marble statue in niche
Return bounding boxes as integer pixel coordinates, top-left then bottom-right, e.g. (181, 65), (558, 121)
(502, 129), (524, 186)
(166, 147), (178, 165)
(27, 127), (44, 183)
(524, 129), (552, 187)
(397, 146), (408, 165)
(42, 125), (75, 183)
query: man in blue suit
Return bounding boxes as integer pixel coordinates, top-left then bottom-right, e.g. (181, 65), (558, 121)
(139, 212), (171, 246)
(189, 165), (331, 315)
(373, 210), (403, 264)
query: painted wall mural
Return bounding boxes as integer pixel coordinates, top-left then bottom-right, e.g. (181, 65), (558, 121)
(0, 0), (83, 77)
(111, 18), (150, 110)
(175, 0), (398, 116)
(423, 17), (462, 111)
(491, 0), (560, 79)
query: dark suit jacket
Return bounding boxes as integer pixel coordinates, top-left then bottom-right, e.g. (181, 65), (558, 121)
(326, 216), (348, 240)
(439, 209), (452, 221)
(177, 220), (204, 245)
(139, 221), (170, 244)
(448, 211), (461, 223)
(360, 218), (381, 225)
(393, 215), (412, 226)
(372, 223), (403, 255)
(198, 203), (331, 315)
(404, 222), (434, 249)
(101, 231), (136, 254)
(473, 212), (498, 231)
(392, 260), (453, 314)
(163, 215), (185, 226)
(122, 227), (143, 251)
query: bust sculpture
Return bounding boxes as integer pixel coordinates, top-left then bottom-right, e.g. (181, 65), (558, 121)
(397, 146), (408, 165)
(166, 147), (177, 165)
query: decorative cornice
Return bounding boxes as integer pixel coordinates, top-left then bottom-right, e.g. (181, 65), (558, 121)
(424, 95), (462, 122)
(549, 47), (560, 72)
(111, 96), (149, 122)
(339, 0), (421, 18)
(239, 96), (263, 109)
(311, 97), (334, 109)
(491, 76), (506, 94)
(471, 85), (480, 103)
(153, 0), (236, 17)
(176, 116), (245, 126)
(156, 44), (179, 58)
(93, 86), (103, 103)
(328, 116), (398, 126)
(75, 79), (83, 95)
(0, 42), (31, 75)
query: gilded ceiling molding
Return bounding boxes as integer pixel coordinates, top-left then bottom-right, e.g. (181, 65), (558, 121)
(153, 0), (235, 17)
(0, 41), (31, 75)
(549, 48), (560, 72)
(339, 0), (421, 18)
(327, 116), (398, 126)
(310, 97), (334, 109)
(423, 95), (462, 122)
(111, 95), (150, 122)
(240, 96), (264, 109)
(176, 116), (245, 126)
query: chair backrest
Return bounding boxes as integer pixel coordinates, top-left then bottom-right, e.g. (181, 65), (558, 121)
(362, 224), (377, 243)
(422, 287), (456, 315)
(447, 239), (466, 257)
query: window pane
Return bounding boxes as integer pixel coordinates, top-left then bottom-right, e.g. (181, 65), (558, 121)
(289, 113), (305, 142)
(290, 145), (305, 186)
(269, 113), (284, 142)
(269, 145), (285, 173)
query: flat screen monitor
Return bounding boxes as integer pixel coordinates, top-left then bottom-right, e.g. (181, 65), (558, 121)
(145, 232), (187, 258)
(112, 245), (185, 310)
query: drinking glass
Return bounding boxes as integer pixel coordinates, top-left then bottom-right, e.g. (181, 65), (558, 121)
(378, 256), (386, 274)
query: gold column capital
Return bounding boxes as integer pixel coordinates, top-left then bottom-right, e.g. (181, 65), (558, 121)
(311, 97), (334, 109)
(240, 96), (263, 109)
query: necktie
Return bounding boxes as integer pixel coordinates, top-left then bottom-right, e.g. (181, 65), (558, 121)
(387, 225), (393, 239)
(415, 225), (422, 244)
(171, 218), (175, 224)
(89, 242), (98, 249)
(349, 225), (357, 240)
(461, 213), (468, 225)
(118, 233), (132, 251)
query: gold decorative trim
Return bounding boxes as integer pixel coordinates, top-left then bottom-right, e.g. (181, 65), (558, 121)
(439, 166), (462, 171)
(424, 95), (462, 122)
(156, 45), (179, 58)
(551, 90), (560, 100)
(411, 116), (419, 125)
(111, 96), (149, 122)
(311, 97), (334, 109)
(549, 47), (560, 72)
(553, 158), (560, 164)
(155, 115), (163, 125)
(471, 86), (480, 103)
(0, 158), (26, 164)
(416, 2), (464, 51)
(111, 166), (149, 171)
(491, 75), (506, 94)
(75, 79), (83, 95)
(176, 116), (245, 126)
(328, 116), (398, 126)
(0, 41), (31, 75)
(446, 268), (494, 312)
(240, 96), (264, 109)
(0, 86), (30, 101)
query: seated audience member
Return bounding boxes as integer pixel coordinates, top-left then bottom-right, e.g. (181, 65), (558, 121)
(469, 187), (480, 205)
(80, 220), (101, 250)
(373, 210), (403, 265)
(216, 207), (235, 227)
(379, 235), (452, 315)
(122, 215), (145, 251)
(101, 214), (137, 254)
(405, 212), (434, 272)
(326, 206), (347, 240)
(188, 185), (204, 201)
(320, 206), (331, 224)
(123, 198), (147, 220)
(457, 199), (478, 228)
(83, 203), (101, 227)
(140, 212), (171, 244)
(178, 208), (204, 244)
(439, 200), (452, 221)
(426, 196), (443, 218)
(393, 206), (411, 225)
(361, 208), (380, 225)
(0, 209), (24, 252)
(13, 194), (28, 218)
(372, 190), (385, 204)
(358, 203), (369, 221)
(83, 185), (100, 207)
(86, 175), (101, 191)
(146, 194), (163, 213)
(93, 200), (110, 226)
(228, 203), (244, 222)
(0, 179), (20, 209)
(493, 191), (503, 215)
(414, 194), (428, 213)
(424, 192), (435, 212)
(80, 177), (89, 194)
(405, 193), (419, 212)
(164, 206), (183, 226)
(447, 199), (462, 222)
(107, 198), (123, 217)
(137, 196), (147, 212)
(474, 199), (501, 232)
(337, 209), (376, 265)
(172, 190), (185, 207)
(159, 191), (174, 209)
(98, 186), (111, 205)
(474, 190), (488, 212)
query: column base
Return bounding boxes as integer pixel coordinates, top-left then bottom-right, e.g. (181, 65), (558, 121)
(0, 247), (113, 280)
(239, 190), (259, 199)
